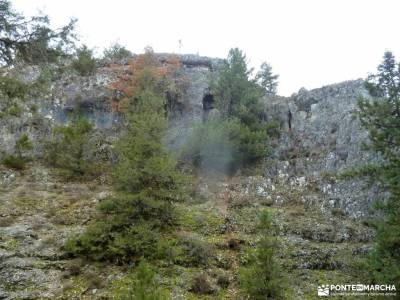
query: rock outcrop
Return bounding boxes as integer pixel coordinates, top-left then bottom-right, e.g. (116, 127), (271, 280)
(0, 56), (378, 218)
(265, 80), (379, 218)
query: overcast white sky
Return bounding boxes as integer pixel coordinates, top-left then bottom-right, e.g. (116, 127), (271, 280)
(11, 0), (400, 96)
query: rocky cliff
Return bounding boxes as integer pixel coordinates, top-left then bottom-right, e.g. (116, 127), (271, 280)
(265, 80), (380, 218)
(0, 56), (378, 218)
(0, 55), (378, 299)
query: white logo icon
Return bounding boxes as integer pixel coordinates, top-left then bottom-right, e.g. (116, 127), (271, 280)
(318, 285), (330, 296)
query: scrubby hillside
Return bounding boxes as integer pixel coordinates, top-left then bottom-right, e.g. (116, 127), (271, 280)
(0, 165), (373, 299)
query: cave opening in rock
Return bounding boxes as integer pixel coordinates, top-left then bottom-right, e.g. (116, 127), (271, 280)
(202, 93), (214, 121)
(288, 109), (292, 130)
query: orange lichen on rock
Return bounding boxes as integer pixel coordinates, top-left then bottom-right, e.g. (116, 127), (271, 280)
(108, 47), (180, 112)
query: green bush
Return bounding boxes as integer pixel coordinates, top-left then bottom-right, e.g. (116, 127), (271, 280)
(0, 76), (28, 99)
(266, 121), (281, 139)
(177, 233), (215, 266)
(2, 154), (26, 170)
(0, 77), (26, 117)
(117, 261), (170, 300)
(15, 133), (33, 156)
(45, 117), (99, 179)
(7, 104), (22, 117)
(2, 134), (33, 170)
(84, 270), (105, 290)
(154, 237), (183, 264)
(216, 272), (230, 288)
(103, 43), (132, 61)
(239, 210), (285, 299)
(65, 218), (160, 263)
(72, 45), (97, 76)
(190, 273), (216, 295)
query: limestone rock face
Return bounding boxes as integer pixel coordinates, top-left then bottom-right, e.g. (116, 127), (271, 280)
(265, 80), (380, 218)
(0, 56), (379, 218)
(0, 54), (219, 155)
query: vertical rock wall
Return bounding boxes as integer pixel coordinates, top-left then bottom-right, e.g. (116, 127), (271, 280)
(265, 80), (380, 218)
(0, 57), (380, 218)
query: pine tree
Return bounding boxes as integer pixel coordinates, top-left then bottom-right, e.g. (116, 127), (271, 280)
(209, 48), (270, 169)
(256, 62), (279, 95)
(118, 261), (170, 300)
(184, 48), (277, 172)
(357, 51), (400, 286)
(0, 0), (76, 65)
(72, 45), (97, 76)
(65, 49), (185, 263)
(239, 210), (285, 299)
(45, 116), (95, 179)
(213, 48), (265, 125)
(109, 87), (185, 225)
(15, 134), (33, 158)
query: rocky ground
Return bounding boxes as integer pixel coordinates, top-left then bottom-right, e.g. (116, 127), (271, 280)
(0, 164), (373, 299)
(0, 164), (104, 299)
